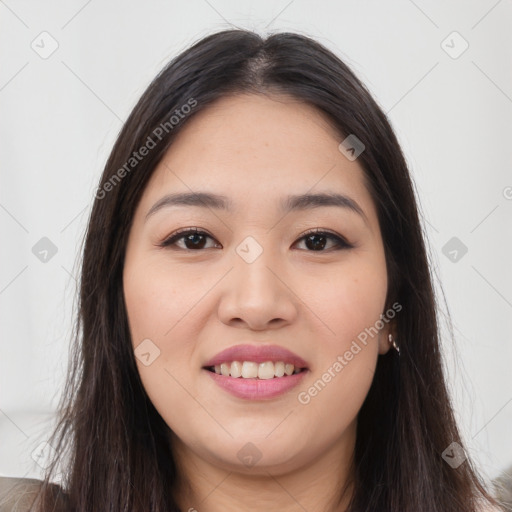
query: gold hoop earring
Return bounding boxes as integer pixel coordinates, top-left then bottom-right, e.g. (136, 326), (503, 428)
(388, 334), (400, 354)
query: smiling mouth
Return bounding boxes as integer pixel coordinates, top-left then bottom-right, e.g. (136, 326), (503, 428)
(204, 361), (307, 380)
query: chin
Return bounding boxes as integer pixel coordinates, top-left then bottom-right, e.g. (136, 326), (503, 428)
(201, 432), (310, 474)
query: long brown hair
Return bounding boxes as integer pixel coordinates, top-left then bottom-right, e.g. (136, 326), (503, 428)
(32, 29), (500, 511)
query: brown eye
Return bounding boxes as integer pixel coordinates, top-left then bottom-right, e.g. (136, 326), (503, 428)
(295, 230), (352, 251)
(160, 228), (220, 250)
(304, 233), (329, 251)
(159, 228), (352, 252)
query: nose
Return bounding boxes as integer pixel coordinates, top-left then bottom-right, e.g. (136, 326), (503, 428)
(217, 249), (299, 331)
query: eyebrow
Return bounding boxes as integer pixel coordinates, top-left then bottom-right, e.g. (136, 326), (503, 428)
(145, 191), (368, 224)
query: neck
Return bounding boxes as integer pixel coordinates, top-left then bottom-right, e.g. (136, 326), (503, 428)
(169, 421), (357, 512)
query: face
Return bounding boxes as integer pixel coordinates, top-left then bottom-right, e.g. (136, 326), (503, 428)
(123, 93), (393, 476)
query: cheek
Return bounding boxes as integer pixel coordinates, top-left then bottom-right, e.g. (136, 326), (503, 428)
(123, 256), (207, 345)
(308, 258), (388, 350)
(300, 256), (387, 412)
(123, 257), (201, 419)
(123, 254), (219, 410)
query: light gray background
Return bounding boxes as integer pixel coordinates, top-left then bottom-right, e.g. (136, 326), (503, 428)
(1, 0), (511, 485)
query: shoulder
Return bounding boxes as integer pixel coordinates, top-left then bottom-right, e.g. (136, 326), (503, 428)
(476, 502), (503, 512)
(0, 476), (43, 511)
(0, 476), (68, 512)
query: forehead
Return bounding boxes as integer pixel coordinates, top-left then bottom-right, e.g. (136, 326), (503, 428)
(141, 93), (375, 222)
(166, 92), (343, 164)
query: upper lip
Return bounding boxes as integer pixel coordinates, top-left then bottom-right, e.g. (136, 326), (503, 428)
(203, 344), (309, 369)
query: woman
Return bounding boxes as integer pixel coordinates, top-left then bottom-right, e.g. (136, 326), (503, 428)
(0, 29), (502, 511)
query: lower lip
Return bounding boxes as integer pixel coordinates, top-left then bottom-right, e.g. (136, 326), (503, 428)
(204, 369), (308, 400)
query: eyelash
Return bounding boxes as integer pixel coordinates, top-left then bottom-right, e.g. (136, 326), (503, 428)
(158, 227), (353, 252)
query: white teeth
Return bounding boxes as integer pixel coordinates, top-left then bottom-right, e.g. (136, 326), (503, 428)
(241, 361), (258, 378)
(220, 363), (230, 377)
(258, 361), (275, 380)
(230, 360), (242, 378)
(211, 361), (303, 379)
(274, 361), (285, 377)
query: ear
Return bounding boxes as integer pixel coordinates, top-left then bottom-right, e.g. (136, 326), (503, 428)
(378, 322), (396, 355)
